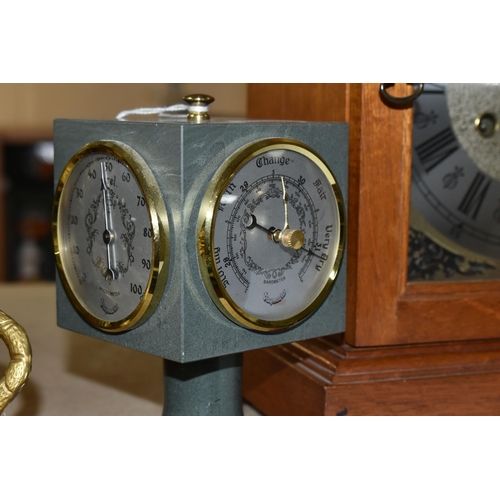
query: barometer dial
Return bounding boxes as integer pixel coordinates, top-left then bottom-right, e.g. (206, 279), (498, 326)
(198, 138), (345, 332)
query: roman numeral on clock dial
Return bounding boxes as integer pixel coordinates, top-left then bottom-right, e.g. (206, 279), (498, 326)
(458, 172), (492, 220)
(415, 127), (459, 172)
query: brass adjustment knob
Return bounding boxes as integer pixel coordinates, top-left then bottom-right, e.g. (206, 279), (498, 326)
(281, 228), (305, 250)
(183, 94), (215, 123)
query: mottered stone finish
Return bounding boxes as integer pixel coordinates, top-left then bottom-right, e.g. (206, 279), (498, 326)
(54, 118), (348, 362)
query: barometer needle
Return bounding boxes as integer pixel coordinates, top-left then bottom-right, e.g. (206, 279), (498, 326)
(246, 214), (275, 236)
(246, 214), (323, 259)
(302, 247), (324, 260)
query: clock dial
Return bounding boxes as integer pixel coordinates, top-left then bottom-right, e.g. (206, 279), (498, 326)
(410, 83), (500, 281)
(198, 138), (346, 332)
(53, 141), (169, 332)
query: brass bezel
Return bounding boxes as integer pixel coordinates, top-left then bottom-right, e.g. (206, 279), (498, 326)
(198, 138), (346, 332)
(52, 140), (170, 333)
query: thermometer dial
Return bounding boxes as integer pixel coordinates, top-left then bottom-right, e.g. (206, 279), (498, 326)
(53, 141), (169, 332)
(198, 138), (345, 332)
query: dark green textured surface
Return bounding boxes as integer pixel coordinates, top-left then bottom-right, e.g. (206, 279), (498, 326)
(163, 354), (243, 416)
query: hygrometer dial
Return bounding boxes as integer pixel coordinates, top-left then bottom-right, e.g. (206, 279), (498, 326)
(53, 140), (169, 332)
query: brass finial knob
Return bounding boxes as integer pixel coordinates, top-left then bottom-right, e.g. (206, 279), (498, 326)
(183, 94), (215, 123)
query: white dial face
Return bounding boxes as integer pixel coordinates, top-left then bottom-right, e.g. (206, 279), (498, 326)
(54, 142), (168, 332)
(202, 141), (345, 331)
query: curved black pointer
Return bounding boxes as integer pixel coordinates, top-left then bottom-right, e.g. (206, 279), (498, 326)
(246, 214), (324, 260)
(246, 214), (275, 236)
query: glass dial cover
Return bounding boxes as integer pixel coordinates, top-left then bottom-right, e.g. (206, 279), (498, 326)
(53, 141), (169, 332)
(410, 83), (500, 280)
(199, 138), (345, 332)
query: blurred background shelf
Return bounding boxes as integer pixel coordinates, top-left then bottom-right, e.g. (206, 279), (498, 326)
(0, 84), (247, 283)
(0, 130), (54, 281)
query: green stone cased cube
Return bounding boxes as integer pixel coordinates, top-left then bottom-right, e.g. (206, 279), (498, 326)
(53, 118), (348, 363)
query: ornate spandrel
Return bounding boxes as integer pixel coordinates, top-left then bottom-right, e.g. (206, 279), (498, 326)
(408, 227), (496, 281)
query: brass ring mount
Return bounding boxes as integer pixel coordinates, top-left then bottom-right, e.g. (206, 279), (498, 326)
(380, 83), (424, 108)
(0, 310), (32, 413)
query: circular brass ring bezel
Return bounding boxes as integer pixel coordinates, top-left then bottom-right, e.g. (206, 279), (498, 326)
(198, 138), (346, 332)
(52, 140), (170, 333)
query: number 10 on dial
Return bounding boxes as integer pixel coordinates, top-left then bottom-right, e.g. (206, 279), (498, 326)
(53, 141), (169, 333)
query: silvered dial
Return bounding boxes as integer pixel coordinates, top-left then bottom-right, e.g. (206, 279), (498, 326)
(199, 139), (345, 332)
(411, 83), (500, 280)
(53, 141), (169, 332)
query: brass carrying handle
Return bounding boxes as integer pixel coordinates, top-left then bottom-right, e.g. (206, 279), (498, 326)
(0, 310), (32, 413)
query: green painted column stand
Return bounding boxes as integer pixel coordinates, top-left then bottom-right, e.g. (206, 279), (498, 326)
(163, 354), (243, 416)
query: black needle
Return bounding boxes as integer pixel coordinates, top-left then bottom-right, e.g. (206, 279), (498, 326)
(302, 247), (324, 260)
(246, 214), (324, 259)
(246, 214), (277, 238)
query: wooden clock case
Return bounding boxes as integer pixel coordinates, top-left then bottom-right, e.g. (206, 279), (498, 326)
(242, 84), (500, 415)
